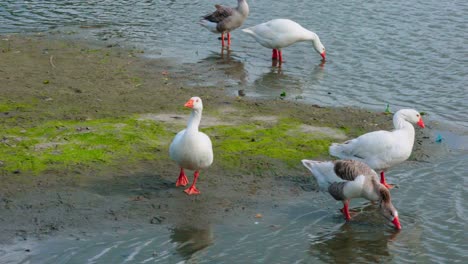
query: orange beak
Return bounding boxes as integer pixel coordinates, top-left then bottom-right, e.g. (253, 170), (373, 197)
(320, 51), (326, 61)
(184, 99), (194, 108)
(417, 117), (425, 128)
(392, 216), (402, 230)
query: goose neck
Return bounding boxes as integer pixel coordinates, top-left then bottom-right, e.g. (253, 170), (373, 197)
(238, 0), (249, 16)
(303, 30), (318, 42)
(393, 113), (414, 131)
(187, 109), (202, 132)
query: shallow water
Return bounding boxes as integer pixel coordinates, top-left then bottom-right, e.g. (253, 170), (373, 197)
(1, 150), (466, 263)
(1, 0), (467, 263)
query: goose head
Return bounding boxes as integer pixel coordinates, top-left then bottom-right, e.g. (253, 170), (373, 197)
(313, 38), (326, 61)
(379, 187), (401, 229)
(397, 109), (425, 128)
(184, 97), (203, 111)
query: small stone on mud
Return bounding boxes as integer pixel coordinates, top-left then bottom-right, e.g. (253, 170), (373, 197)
(300, 184), (314, 192)
(150, 216), (165, 224)
(131, 195), (146, 201)
(255, 213), (262, 218)
(75, 127), (90, 132)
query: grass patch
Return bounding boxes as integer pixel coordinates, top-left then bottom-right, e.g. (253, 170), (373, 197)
(0, 116), (173, 174)
(205, 118), (334, 169)
(0, 100), (31, 112)
(1, 115), (340, 175)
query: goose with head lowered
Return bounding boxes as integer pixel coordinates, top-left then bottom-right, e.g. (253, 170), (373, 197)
(302, 159), (401, 230)
(242, 19), (326, 64)
(169, 97), (213, 195)
(329, 109), (425, 189)
(200, 0), (249, 47)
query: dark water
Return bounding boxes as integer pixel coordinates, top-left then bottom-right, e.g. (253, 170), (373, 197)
(1, 0), (467, 263)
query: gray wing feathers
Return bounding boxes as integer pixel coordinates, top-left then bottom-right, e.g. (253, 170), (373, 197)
(333, 160), (376, 181)
(203, 5), (234, 23)
(328, 182), (347, 200)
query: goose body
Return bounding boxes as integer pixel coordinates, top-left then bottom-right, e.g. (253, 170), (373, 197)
(200, 0), (249, 46)
(242, 19), (326, 63)
(329, 109), (425, 188)
(169, 97), (213, 195)
(302, 159), (401, 229)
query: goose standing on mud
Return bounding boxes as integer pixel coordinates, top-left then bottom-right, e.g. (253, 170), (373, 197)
(302, 159), (401, 230)
(169, 97), (213, 195)
(242, 19), (326, 64)
(200, 0), (249, 47)
(329, 109), (425, 189)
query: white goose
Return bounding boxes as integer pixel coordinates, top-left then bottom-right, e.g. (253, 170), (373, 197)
(242, 19), (326, 63)
(302, 159), (401, 229)
(169, 97), (213, 195)
(329, 109), (425, 189)
(200, 0), (249, 47)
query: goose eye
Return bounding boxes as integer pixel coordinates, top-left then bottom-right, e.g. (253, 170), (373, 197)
(196, 99), (199, 102)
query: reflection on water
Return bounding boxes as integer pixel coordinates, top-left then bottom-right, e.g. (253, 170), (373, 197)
(170, 226), (214, 260)
(252, 68), (301, 91)
(182, 48), (248, 89)
(309, 224), (399, 263)
(248, 60), (326, 99)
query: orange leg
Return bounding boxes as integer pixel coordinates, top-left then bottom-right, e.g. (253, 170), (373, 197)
(272, 49), (278, 60)
(340, 200), (351, 221)
(176, 168), (189, 187)
(184, 170), (201, 195)
(278, 50), (283, 63)
(227, 33), (231, 46)
(221, 33), (225, 46)
(380, 171), (394, 189)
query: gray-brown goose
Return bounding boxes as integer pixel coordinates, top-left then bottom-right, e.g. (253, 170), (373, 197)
(301, 159), (401, 229)
(199, 0), (249, 46)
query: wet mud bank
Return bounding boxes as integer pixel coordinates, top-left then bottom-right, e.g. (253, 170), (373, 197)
(0, 35), (433, 243)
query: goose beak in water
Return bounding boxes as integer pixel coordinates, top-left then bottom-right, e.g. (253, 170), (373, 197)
(392, 216), (402, 230)
(320, 51), (326, 61)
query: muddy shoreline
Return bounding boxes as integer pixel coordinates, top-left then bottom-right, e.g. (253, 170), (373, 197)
(0, 35), (431, 244)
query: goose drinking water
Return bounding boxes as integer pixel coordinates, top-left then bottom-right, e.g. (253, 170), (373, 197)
(242, 19), (326, 63)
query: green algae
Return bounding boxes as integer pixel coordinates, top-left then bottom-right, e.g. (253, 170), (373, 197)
(0, 113), (339, 175)
(0, 100), (31, 112)
(205, 118), (334, 169)
(0, 116), (173, 174)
